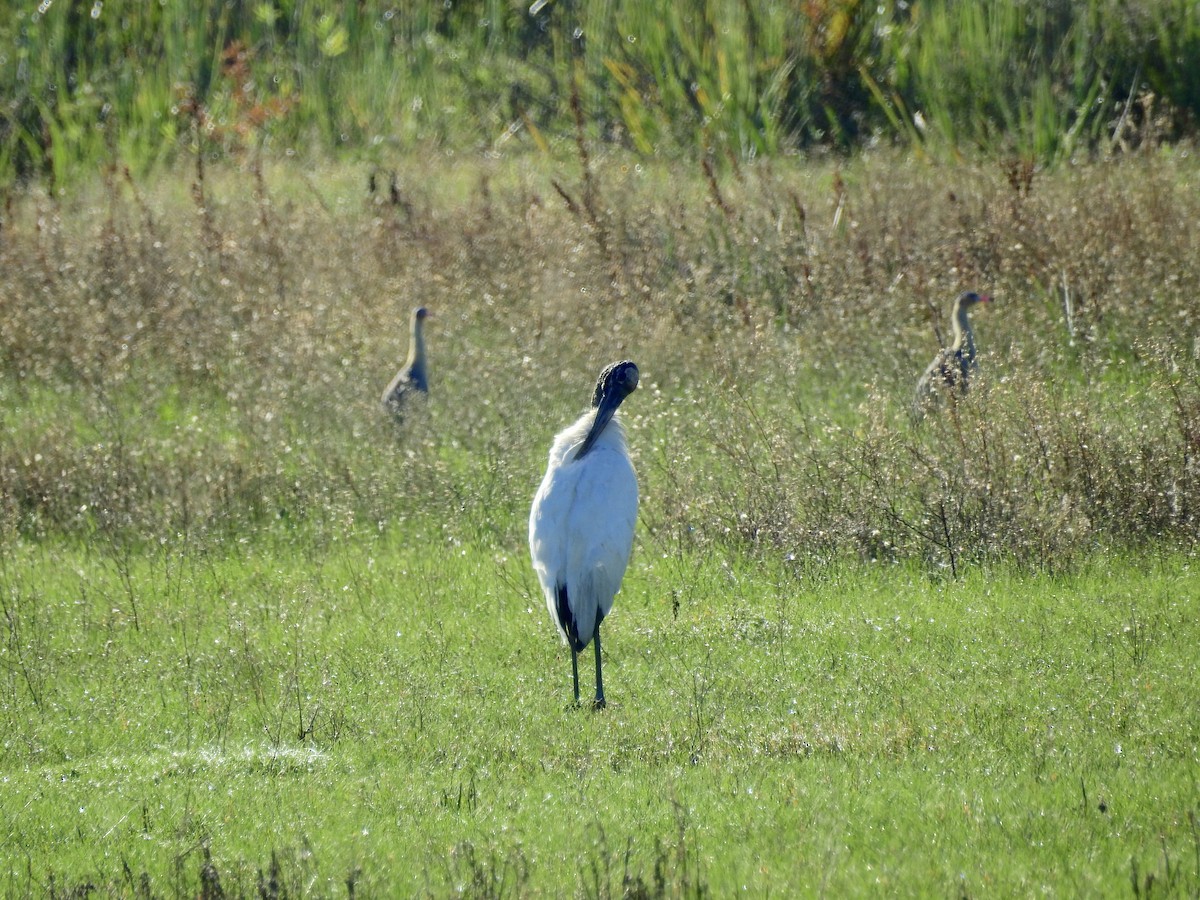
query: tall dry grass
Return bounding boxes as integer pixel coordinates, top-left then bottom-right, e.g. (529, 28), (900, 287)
(1, 148), (1197, 572)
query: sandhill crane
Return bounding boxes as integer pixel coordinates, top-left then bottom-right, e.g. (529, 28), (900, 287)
(529, 361), (640, 709)
(912, 291), (990, 421)
(381, 307), (429, 417)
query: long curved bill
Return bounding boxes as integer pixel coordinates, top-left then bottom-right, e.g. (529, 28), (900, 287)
(574, 394), (621, 461)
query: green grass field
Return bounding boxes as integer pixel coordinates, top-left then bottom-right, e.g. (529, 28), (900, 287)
(1, 538), (1197, 895)
(2, 145), (1200, 895)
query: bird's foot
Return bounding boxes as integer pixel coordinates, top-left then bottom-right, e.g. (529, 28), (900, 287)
(591, 697), (607, 711)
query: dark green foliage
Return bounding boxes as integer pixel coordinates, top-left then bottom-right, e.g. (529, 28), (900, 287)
(5, 1), (1200, 186)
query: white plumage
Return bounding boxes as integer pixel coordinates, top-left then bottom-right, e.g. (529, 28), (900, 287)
(531, 413), (638, 645)
(529, 360), (639, 708)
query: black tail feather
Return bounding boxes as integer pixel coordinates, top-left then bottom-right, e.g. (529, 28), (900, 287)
(555, 583), (586, 653)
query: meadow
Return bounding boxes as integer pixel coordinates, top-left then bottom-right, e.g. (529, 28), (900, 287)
(6, 2), (1200, 894)
(1, 138), (1199, 895)
(1, 535), (1196, 896)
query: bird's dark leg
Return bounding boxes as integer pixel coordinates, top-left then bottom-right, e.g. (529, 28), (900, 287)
(592, 626), (606, 709)
(571, 648), (580, 706)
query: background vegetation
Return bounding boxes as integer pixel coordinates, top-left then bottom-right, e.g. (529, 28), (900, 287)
(3, 148), (1198, 569)
(4, 0), (1200, 187)
(2, 137), (1198, 896)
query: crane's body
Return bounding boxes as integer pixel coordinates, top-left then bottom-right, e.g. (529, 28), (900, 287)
(382, 307), (429, 417)
(529, 361), (640, 708)
(912, 291), (989, 421)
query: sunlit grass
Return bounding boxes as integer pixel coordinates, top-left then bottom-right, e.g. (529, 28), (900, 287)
(1, 534), (1196, 894)
(1, 145), (1200, 892)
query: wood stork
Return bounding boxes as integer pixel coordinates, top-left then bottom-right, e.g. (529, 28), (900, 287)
(912, 291), (990, 421)
(529, 360), (640, 709)
(381, 307), (430, 418)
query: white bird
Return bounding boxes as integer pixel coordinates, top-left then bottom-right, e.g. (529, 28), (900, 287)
(381, 306), (430, 417)
(912, 291), (990, 421)
(529, 360), (640, 709)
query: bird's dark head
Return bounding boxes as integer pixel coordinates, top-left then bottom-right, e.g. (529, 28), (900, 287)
(414, 306), (430, 322)
(958, 291), (991, 308)
(576, 361), (639, 461)
(590, 360), (639, 409)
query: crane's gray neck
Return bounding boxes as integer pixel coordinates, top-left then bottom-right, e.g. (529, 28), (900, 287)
(953, 303), (976, 364)
(407, 317), (426, 370)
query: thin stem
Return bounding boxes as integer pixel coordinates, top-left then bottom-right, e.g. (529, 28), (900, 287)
(593, 627), (605, 709)
(571, 649), (580, 705)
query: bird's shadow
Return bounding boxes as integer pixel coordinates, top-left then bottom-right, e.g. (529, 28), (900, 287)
(563, 699), (609, 713)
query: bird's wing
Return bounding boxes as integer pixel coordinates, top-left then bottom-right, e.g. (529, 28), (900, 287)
(382, 368), (413, 407)
(919, 348), (961, 389)
(951, 346), (974, 382)
(915, 351), (942, 395)
(912, 348), (955, 420)
(383, 363), (430, 410)
(529, 457), (577, 604)
(529, 442), (638, 646)
(406, 363), (428, 393)
(561, 447), (638, 630)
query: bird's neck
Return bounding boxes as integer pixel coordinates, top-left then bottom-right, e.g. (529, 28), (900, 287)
(952, 306), (975, 359)
(406, 323), (426, 369)
(566, 411), (626, 459)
